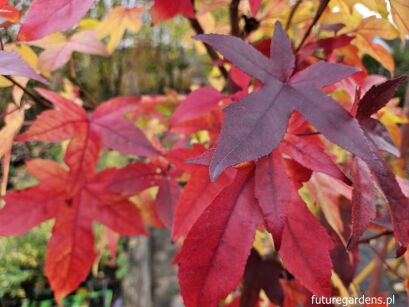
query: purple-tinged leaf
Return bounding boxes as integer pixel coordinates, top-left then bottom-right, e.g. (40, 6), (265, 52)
(0, 51), (48, 83)
(347, 157), (377, 249)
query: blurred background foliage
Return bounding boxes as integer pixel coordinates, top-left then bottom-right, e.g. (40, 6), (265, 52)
(0, 0), (408, 305)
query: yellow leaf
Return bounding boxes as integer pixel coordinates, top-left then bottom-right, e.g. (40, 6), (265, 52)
(357, 16), (399, 40)
(354, 34), (395, 73)
(0, 104), (24, 159)
(208, 66), (225, 92)
(14, 44), (39, 71)
(0, 76), (12, 87)
(31, 31), (108, 73)
(375, 0), (389, 19)
(390, 0), (409, 43)
(252, 230), (274, 255)
(79, 18), (100, 30)
(331, 271), (350, 298)
(30, 32), (67, 49)
(98, 6), (144, 54)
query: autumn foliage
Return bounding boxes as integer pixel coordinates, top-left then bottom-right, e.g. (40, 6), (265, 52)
(0, 0), (409, 306)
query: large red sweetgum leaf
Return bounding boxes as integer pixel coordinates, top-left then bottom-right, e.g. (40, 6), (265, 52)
(195, 21), (409, 247)
(0, 161), (146, 302)
(177, 166), (263, 307)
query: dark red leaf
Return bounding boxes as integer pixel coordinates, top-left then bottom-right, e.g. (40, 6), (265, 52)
(241, 249), (284, 306)
(281, 134), (349, 183)
(347, 157), (377, 248)
(177, 166), (263, 307)
(151, 0), (195, 24)
(154, 176), (180, 229)
(196, 21), (409, 246)
(356, 76), (407, 120)
(171, 87), (225, 126)
(279, 197), (334, 297)
(255, 151), (291, 249)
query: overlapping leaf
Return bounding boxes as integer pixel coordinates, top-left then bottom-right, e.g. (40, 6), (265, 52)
(18, 0), (96, 41)
(106, 160), (181, 229)
(347, 157), (377, 248)
(30, 30), (108, 72)
(195, 21), (409, 247)
(0, 159), (146, 302)
(178, 153), (335, 306)
(17, 90), (158, 195)
(0, 51), (48, 83)
(353, 76), (406, 157)
(98, 6), (144, 54)
(167, 145), (236, 239)
(177, 166), (263, 307)
(151, 0), (195, 24)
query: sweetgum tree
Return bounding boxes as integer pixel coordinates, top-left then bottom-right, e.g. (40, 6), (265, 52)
(0, 0), (409, 306)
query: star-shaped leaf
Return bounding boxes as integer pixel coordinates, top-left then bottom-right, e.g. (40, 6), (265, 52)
(0, 159), (146, 302)
(195, 21), (409, 247)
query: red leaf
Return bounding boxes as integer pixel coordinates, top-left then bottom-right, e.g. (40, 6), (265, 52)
(196, 21), (409, 246)
(0, 51), (48, 83)
(105, 160), (181, 229)
(255, 151), (291, 249)
(281, 134), (349, 183)
(171, 87), (225, 126)
(90, 96), (160, 157)
(195, 23), (360, 180)
(168, 146), (236, 239)
(0, 161), (147, 302)
(17, 89), (87, 142)
(64, 129), (101, 195)
(106, 162), (160, 194)
(249, 0), (262, 16)
(45, 199), (95, 304)
(177, 166), (263, 307)
(0, 2), (19, 26)
(154, 176), (180, 229)
(279, 197), (334, 297)
(0, 160), (65, 236)
(355, 76), (407, 120)
(32, 30), (108, 72)
(347, 157), (377, 248)
(354, 76), (406, 156)
(172, 166), (235, 239)
(18, 0), (95, 41)
(241, 249), (284, 306)
(18, 91), (158, 188)
(151, 0), (195, 24)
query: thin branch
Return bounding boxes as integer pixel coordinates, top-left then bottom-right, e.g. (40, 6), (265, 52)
(229, 0), (241, 37)
(0, 35), (52, 109)
(285, 0), (303, 31)
(295, 0), (330, 53)
(68, 59), (97, 109)
(368, 237), (388, 296)
(187, 0), (228, 80)
(4, 76), (52, 108)
(369, 242), (405, 281)
(357, 230), (394, 245)
(295, 131), (321, 136)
